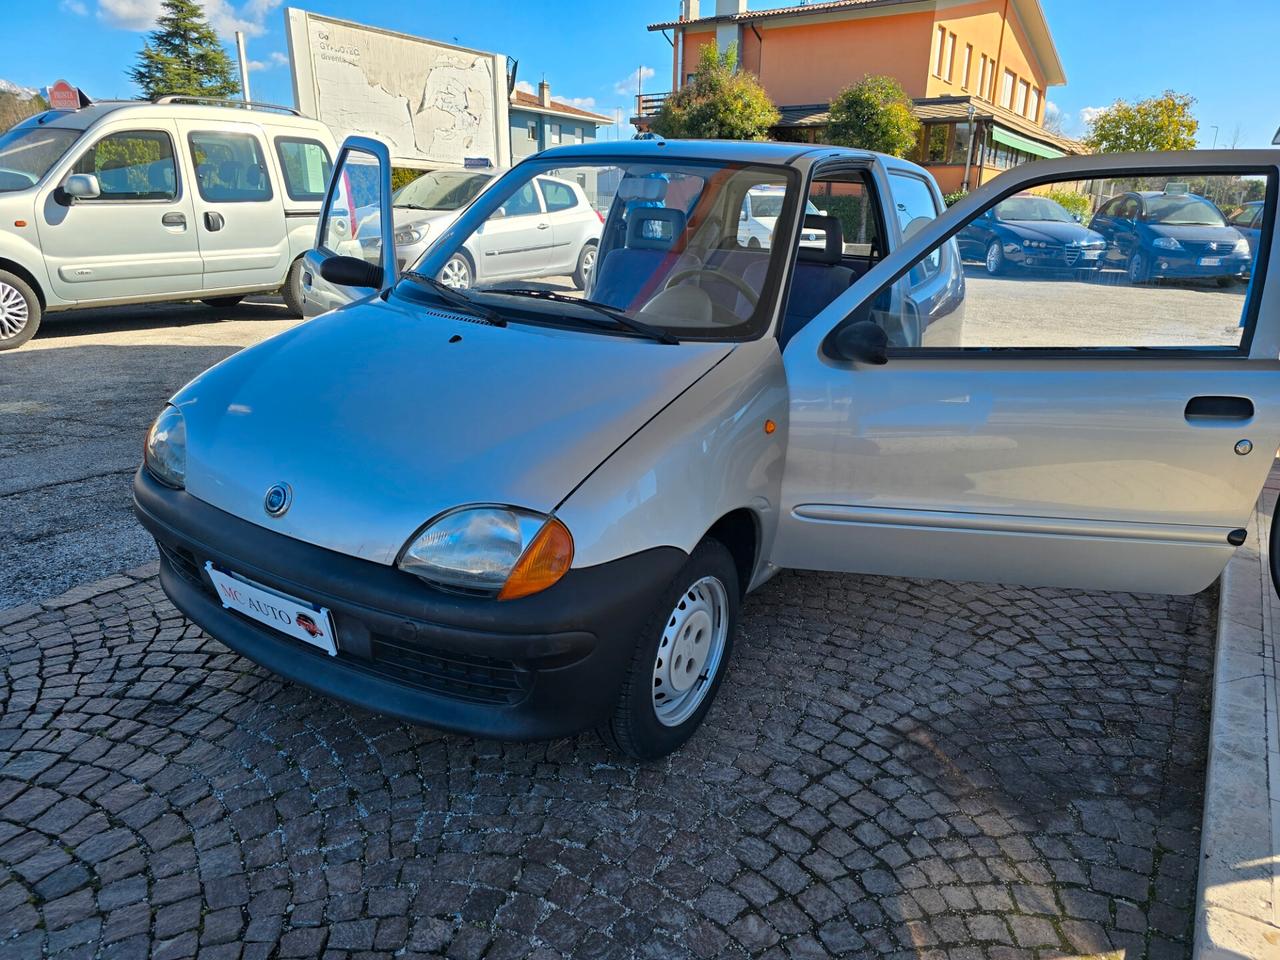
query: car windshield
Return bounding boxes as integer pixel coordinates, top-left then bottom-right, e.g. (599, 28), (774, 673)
(393, 171), (492, 210)
(406, 158), (797, 342)
(995, 196), (1074, 222)
(0, 125), (79, 193)
(1144, 195), (1226, 226)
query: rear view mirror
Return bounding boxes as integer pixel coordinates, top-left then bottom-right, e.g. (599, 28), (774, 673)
(60, 173), (100, 204)
(320, 255), (383, 289)
(829, 320), (888, 365)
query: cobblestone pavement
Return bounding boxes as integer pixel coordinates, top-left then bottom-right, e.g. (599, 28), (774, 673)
(0, 566), (1213, 960)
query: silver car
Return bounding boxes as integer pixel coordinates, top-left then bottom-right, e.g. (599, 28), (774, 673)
(136, 137), (1280, 758)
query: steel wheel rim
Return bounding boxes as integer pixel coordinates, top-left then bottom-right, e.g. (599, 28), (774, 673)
(652, 575), (729, 728)
(986, 242), (1001, 273)
(440, 256), (470, 289)
(0, 281), (29, 340)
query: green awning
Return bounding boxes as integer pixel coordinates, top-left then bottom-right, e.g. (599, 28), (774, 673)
(991, 125), (1064, 160)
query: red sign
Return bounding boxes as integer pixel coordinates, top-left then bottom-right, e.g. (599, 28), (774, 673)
(47, 80), (79, 111)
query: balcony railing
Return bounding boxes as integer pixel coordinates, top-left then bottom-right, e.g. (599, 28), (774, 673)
(634, 92), (671, 118)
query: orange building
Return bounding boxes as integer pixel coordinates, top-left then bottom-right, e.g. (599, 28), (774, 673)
(636, 0), (1085, 193)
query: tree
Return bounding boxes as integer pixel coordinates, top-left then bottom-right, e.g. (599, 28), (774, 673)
(0, 92), (48, 132)
(1084, 91), (1198, 153)
(649, 43), (779, 141)
(826, 75), (921, 158)
(129, 0), (241, 101)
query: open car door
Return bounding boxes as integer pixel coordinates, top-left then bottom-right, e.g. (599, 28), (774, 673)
(776, 149), (1279, 595)
(300, 136), (397, 317)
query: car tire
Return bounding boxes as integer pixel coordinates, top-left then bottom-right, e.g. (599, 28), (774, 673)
(439, 252), (473, 289)
(984, 240), (1005, 276)
(1216, 276), (1236, 288)
(1127, 252), (1150, 285)
(281, 258), (307, 319)
(601, 537), (740, 760)
(747, 237), (761, 250)
(0, 270), (41, 351)
(573, 242), (598, 291)
(201, 295), (245, 309)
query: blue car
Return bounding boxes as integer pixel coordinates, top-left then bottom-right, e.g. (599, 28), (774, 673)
(1228, 201), (1264, 262)
(958, 193), (1107, 276)
(1090, 189), (1251, 286)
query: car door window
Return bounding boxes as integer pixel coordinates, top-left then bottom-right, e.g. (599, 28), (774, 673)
(188, 131), (272, 203)
(539, 178), (578, 213)
(274, 137), (332, 201)
(72, 129), (177, 201)
(889, 172), (942, 283)
(864, 171), (1272, 351)
(502, 181), (541, 217)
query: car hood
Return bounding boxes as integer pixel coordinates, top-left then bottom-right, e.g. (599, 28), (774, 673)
(391, 206), (464, 233)
(173, 295), (733, 566)
(1146, 223), (1242, 244)
(1000, 220), (1103, 244)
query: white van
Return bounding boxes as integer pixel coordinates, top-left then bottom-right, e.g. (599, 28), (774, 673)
(0, 96), (338, 349)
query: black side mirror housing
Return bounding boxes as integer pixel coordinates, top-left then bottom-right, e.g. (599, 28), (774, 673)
(320, 255), (383, 289)
(828, 320), (889, 365)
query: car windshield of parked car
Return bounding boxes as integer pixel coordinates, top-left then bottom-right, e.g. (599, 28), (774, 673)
(995, 196), (1074, 222)
(0, 126), (79, 192)
(393, 171), (492, 211)
(1144, 195), (1226, 226)
(406, 158), (798, 342)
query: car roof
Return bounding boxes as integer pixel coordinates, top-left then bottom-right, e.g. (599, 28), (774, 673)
(533, 137), (923, 174)
(12, 100), (328, 135)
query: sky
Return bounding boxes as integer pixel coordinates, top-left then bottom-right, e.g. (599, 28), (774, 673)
(3, 0), (1277, 147)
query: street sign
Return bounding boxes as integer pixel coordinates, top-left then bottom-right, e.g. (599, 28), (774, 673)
(47, 80), (79, 111)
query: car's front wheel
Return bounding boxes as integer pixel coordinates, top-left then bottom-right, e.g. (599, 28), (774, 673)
(985, 240), (1005, 275)
(602, 538), (739, 759)
(439, 252), (473, 289)
(0, 270), (41, 351)
(1128, 251), (1150, 285)
(573, 242), (597, 291)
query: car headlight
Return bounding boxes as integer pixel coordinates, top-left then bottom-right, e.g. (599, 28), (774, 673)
(1234, 238), (1250, 255)
(397, 506), (574, 600)
(1152, 237), (1183, 251)
(395, 225), (426, 246)
(144, 404), (186, 489)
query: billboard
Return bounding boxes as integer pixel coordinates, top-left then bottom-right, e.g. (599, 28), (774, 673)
(285, 8), (510, 170)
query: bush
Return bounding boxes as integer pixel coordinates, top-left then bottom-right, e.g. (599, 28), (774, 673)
(942, 190), (968, 208)
(827, 76), (921, 158)
(391, 168), (420, 193)
(650, 43), (779, 141)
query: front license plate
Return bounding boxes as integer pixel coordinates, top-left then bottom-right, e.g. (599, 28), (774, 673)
(205, 563), (337, 655)
(1081, 250), (1101, 260)
(1200, 256), (1222, 267)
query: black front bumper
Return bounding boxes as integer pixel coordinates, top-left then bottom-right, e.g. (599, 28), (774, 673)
(133, 469), (685, 740)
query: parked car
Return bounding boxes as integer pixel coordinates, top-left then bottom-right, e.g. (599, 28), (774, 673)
(386, 167), (500, 272)
(1090, 187), (1251, 285)
(134, 138), (1277, 759)
(1228, 200), (1264, 261)
(958, 192), (1106, 275)
(0, 96), (338, 349)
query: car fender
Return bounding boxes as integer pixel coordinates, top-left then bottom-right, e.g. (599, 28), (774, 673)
(0, 194), (58, 307)
(555, 336), (788, 589)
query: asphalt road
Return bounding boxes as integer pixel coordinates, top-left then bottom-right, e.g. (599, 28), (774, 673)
(1, 298), (305, 609)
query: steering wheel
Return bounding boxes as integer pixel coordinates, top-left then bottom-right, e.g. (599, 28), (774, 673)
(663, 267), (760, 308)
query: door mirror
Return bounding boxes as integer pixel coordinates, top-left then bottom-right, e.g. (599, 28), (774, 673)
(1072, 213), (1082, 223)
(320, 255), (383, 289)
(829, 320), (888, 365)
(61, 173), (100, 203)
(493, 206), (508, 219)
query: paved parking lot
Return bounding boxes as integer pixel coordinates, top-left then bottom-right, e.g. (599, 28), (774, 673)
(0, 565), (1211, 959)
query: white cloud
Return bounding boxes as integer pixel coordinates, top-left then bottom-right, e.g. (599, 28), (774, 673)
(614, 66), (656, 97)
(59, 0), (89, 14)
(1079, 105), (1106, 130)
(96, 0), (280, 38)
(567, 96), (596, 109)
(514, 79), (536, 95)
(98, 0), (161, 30)
(269, 50), (288, 67)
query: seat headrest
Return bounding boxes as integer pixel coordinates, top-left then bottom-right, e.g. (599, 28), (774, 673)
(797, 214), (843, 265)
(626, 207), (687, 251)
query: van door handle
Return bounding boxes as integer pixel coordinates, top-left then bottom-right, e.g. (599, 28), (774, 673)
(161, 212), (186, 228)
(1185, 396), (1254, 422)
(204, 211), (225, 232)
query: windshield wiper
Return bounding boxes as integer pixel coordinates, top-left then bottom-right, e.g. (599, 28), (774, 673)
(493, 288), (679, 345)
(401, 271), (506, 327)
(395, 203), (432, 210)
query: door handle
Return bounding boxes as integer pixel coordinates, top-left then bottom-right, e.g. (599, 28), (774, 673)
(161, 212), (186, 228)
(204, 211), (225, 232)
(536, 222), (550, 230)
(1185, 396), (1254, 422)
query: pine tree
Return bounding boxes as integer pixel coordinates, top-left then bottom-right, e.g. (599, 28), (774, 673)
(129, 0), (241, 101)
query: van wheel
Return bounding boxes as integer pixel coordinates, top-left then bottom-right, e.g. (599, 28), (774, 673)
(573, 242), (597, 291)
(0, 270), (41, 351)
(281, 258), (306, 318)
(601, 538), (739, 760)
(201, 295), (245, 309)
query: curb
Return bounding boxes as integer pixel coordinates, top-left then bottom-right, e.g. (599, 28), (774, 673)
(1194, 480), (1280, 958)
(0, 561), (160, 630)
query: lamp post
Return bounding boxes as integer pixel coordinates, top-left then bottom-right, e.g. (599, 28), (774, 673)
(962, 103), (977, 192)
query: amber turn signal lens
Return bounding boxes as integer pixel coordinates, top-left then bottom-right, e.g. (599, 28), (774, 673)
(498, 518), (574, 601)
(764, 419), (776, 434)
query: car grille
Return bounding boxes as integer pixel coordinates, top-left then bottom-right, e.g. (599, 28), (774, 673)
(368, 635), (530, 705)
(1063, 248), (1081, 265)
(158, 541), (204, 585)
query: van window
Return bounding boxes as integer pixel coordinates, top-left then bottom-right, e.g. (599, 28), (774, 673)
(189, 131), (272, 203)
(73, 130), (177, 201)
(274, 137), (332, 201)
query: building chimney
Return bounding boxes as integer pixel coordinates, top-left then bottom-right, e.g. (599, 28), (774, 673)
(538, 80), (551, 107)
(715, 0), (747, 15)
(681, 0), (700, 19)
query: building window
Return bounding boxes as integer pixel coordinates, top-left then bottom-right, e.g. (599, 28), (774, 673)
(961, 44), (973, 89)
(944, 33), (956, 82)
(934, 25), (947, 76)
(978, 55), (989, 101)
(549, 123), (562, 145)
(527, 120), (538, 141)
(1016, 79), (1030, 116)
(951, 121), (973, 165)
(925, 124), (950, 163)
(1028, 87), (1041, 122)
(573, 126), (583, 144)
(1001, 69), (1016, 109)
